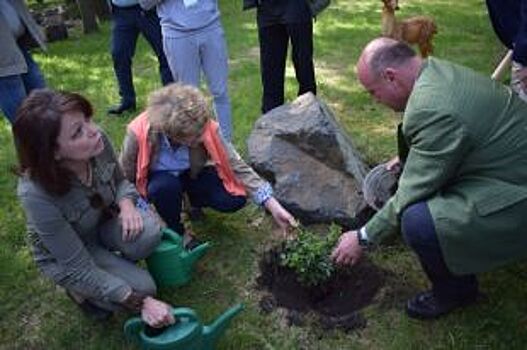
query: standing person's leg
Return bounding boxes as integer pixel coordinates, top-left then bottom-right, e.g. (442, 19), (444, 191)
(109, 6), (140, 114)
(200, 26), (232, 141)
(19, 47), (46, 92)
(0, 46), (46, 123)
(401, 201), (479, 319)
(147, 171), (186, 235)
(163, 35), (200, 88)
(138, 8), (174, 85)
(287, 21), (317, 97)
(186, 167), (246, 212)
(0, 75), (27, 123)
(258, 24), (289, 113)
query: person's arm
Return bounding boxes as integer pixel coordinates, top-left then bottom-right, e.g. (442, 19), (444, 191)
(217, 129), (297, 232)
(365, 109), (471, 244)
(19, 188), (132, 303)
(119, 131), (139, 185)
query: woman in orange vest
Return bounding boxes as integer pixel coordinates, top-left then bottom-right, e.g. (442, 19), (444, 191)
(120, 83), (296, 247)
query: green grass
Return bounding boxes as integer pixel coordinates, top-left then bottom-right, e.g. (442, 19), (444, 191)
(2, 0), (526, 349)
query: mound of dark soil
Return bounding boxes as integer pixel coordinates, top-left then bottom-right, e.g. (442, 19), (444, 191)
(256, 246), (386, 332)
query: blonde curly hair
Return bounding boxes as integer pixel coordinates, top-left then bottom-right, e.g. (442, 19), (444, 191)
(147, 83), (212, 141)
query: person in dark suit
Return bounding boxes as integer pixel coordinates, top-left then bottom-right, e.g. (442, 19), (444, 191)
(332, 37), (527, 320)
(108, 0), (173, 115)
(243, 0), (317, 113)
(486, 0), (527, 101)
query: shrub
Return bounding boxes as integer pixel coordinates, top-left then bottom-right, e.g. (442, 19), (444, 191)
(280, 224), (342, 287)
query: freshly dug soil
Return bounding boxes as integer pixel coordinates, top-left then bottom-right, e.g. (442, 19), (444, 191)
(256, 246), (385, 332)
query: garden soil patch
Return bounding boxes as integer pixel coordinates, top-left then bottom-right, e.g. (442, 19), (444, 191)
(256, 246), (386, 332)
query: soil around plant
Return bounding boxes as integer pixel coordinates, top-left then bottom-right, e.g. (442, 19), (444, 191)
(256, 245), (386, 332)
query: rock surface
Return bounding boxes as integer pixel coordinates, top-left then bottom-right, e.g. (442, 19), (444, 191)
(247, 93), (370, 227)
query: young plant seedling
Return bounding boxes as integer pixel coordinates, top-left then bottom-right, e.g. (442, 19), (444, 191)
(280, 224), (341, 287)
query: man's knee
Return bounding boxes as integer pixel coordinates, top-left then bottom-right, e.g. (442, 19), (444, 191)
(401, 201), (434, 248)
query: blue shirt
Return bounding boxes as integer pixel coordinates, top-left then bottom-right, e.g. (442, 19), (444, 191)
(150, 134), (191, 176)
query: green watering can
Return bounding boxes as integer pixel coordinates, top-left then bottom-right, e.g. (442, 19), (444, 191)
(146, 228), (211, 287)
(124, 304), (243, 350)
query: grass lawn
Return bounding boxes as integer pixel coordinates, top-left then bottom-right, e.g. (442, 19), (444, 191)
(2, 0), (526, 349)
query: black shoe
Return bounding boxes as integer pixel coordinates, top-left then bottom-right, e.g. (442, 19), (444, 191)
(405, 290), (478, 320)
(108, 102), (136, 115)
(66, 291), (113, 321)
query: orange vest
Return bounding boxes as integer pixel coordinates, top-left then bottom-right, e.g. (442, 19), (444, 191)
(127, 112), (246, 198)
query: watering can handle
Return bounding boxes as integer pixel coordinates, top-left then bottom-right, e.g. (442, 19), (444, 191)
(124, 307), (200, 342)
(161, 228), (184, 245)
(171, 307), (200, 322)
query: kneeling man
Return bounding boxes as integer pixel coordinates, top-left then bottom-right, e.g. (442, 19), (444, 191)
(332, 37), (527, 319)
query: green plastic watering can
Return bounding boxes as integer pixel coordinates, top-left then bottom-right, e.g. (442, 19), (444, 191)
(146, 228), (211, 287)
(124, 304), (243, 350)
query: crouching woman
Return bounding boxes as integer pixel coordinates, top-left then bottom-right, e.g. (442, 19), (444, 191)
(14, 89), (175, 327)
(120, 83), (295, 243)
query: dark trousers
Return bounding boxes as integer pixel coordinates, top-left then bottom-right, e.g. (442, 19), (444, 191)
(258, 21), (316, 113)
(401, 202), (479, 302)
(147, 167), (246, 234)
(111, 5), (173, 105)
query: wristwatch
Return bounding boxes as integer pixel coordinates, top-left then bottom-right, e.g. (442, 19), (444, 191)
(356, 227), (370, 247)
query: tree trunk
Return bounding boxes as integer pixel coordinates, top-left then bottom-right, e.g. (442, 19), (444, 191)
(76, 0), (98, 34)
(93, 0), (111, 22)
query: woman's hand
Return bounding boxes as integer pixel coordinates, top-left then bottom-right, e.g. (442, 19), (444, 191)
(385, 155), (401, 172)
(331, 230), (363, 266)
(141, 296), (175, 328)
(118, 198), (144, 241)
(264, 197), (298, 238)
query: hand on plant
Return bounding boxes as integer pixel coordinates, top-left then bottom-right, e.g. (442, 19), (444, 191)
(264, 197), (298, 239)
(141, 296), (175, 328)
(119, 198), (144, 242)
(331, 230), (363, 266)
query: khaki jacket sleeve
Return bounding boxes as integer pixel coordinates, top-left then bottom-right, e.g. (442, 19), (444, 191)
(366, 109), (471, 243)
(119, 131), (139, 185)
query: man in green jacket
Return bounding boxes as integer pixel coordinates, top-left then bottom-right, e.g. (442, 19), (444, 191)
(332, 37), (527, 319)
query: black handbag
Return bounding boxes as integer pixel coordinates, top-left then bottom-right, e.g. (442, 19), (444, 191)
(307, 0), (330, 17)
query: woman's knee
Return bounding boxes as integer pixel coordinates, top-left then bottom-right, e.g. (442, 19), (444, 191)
(121, 211), (162, 260)
(147, 172), (183, 200)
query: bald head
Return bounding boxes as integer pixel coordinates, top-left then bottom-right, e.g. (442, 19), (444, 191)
(356, 37), (422, 112)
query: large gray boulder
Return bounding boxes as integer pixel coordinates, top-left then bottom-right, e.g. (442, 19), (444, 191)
(247, 93), (371, 227)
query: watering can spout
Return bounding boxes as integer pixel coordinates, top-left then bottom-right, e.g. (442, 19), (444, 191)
(203, 304), (243, 349)
(186, 241), (211, 265)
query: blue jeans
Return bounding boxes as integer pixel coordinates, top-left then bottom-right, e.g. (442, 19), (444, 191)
(111, 5), (173, 106)
(401, 201), (479, 301)
(147, 167), (246, 234)
(0, 46), (46, 123)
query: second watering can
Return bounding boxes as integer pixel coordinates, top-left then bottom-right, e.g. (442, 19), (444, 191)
(146, 228), (210, 287)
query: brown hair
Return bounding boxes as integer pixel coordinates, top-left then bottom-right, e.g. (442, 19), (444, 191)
(147, 83), (211, 141)
(13, 89), (94, 196)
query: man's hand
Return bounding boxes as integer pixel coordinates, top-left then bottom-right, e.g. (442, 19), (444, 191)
(331, 230), (363, 266)
(118, 198), (144, 241)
